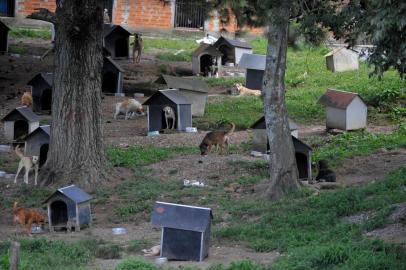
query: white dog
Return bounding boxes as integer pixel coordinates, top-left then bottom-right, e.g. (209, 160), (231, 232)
(14, 146), (39, 186)
(114, 98), (145, 120)
(235, 83), (261, 97)
(163, 106), (176, 129)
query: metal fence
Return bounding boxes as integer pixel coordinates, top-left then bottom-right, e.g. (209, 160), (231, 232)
(175, 0), (205, 29)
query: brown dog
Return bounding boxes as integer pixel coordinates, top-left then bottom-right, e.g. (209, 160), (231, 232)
(21, 92), (33, 107)
(13, 202), (46, 235)
(199, 123), (235, 155)
(132, 33), (143, 63)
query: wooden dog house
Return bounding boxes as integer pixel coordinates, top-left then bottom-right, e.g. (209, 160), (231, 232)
(0, 20), (10, 52)
(143, 89), (192, 132)
(24, 125), (50, 167)
(45, 185), (92, 232)
(155, 75), (208, 116)
(213, 36), (252, 65)
(152, 201), (213, 262)
(192, 43), (222, 76)
(325, 48), (359, 72)
(27, 73), (53, 113)
(239, 53), (266, 90)
(1, 107), (39, 142)
(103, 24), (131, 58)
(102, 56), (124, 94)
(319, 89), (367, 130)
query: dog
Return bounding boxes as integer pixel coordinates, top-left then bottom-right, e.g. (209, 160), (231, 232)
(315, 160), (336, 182)
(114, 98), (145, 120)
(14, 146), (39, 186)
(21, 92), (33, 107)
(163, 106), (176, 129)
(132, 33), (143, 63)
(199, 123), (235, 155)
(235, 83), (261, 97)
(13, 202), (46, 235)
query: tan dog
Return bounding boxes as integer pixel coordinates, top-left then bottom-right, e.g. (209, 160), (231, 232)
(21, 92), (33, 107)
(14, 146), (39, 186)
(13, 202), (46, 235)
(199, 123), (235, 155)
(114, 98), (145, 120)
(235, 83), (261, 96)
(132, 33), (143, 63)
(163, 106), (176, 129)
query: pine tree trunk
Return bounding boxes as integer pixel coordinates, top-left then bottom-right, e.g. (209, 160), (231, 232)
(262, 1), (300, 200)
(40, 0), (107, 187)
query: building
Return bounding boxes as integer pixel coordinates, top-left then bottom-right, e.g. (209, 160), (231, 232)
(1, 106), (39, 142)
(155, 74), (208, 116)
(27, 73), (53, 113)
(102, 56), (124, 94)
(103, 23), (131, 58)
(192, 43), (222, 76)
(319, 89), (367, 130)
(44, 185), (92, 232)
(24, 125), (50, 167)
(0, 19), (10, 52)
(325, 48), (359, 72)
(151, 201), (212, 262)
(213, 36), (253, 65)
(239, 53), (266, 90)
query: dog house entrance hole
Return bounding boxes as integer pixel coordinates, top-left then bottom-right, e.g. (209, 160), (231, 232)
(200, 54), (214, 76)
(39, 144), (49, 167)
(102, 72), (117, 93)
(50, 200), (68, 226)
(161, 107), (177, 130)
(295, 153), (308, 179)
(14, 120), (29, 140)
(115, 38), (128, 57)
(219, 45), (233, 65)
(41, 88), (52, 111)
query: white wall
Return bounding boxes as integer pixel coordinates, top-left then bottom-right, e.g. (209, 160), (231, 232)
(346, 97), (367, 130)
(326, 107), (346, 130)
(333, 50), (359, 72)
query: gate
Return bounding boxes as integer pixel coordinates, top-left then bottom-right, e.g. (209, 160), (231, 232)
(175, 0), (205, 29)
(0, 0), (15, 17)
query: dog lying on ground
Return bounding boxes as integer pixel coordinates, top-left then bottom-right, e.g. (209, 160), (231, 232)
(132, 33), (143, 63)
(163, 106), (176, 129)
(200, 123), (235, 155)
(13, 201), (46, 235)
(235, 83), (261, 97)
(142, 245), (161, 256)
(21, 92), (33, 107)
(14, 146), (39, 186)
(114, 98), (145, 120)
(316, 160), (336, 182)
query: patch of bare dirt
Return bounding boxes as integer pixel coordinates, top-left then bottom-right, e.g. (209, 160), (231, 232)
(366, 224), (406, 248)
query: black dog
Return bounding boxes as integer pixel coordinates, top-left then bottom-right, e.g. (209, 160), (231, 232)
(316, 160), (336, 182)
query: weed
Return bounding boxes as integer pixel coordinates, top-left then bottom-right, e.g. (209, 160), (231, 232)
(9, 28), (51, 40)
(126, 239), (152, 253)
(8, 45), (28, 54)
(95, 243), (121, 259)
(156, 51), (192, 62)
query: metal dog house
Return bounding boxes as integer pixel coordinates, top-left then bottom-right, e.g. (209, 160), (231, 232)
(1, 107), (39, 142)
(103, 24), (131, 58)
(102, 56), (124, 94)
(239, 53), (266, 90)
(0, 20), (10, 52)
(24, 125), (50, 167)
(27, 73), (53, 113)
(213, 36), (252, 65)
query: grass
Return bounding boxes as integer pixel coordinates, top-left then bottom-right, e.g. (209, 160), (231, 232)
(156, 51), (192, 62)
(9, 28), (51, 40)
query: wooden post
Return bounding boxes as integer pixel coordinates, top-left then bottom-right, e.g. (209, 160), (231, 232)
(9, 241), (20, 270)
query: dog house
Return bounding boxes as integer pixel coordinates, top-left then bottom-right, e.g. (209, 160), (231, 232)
(103, 23), (131, 58)
(213, 36), (252, 65)
(319, 89), (367, 131)
(192, 43), (222, 76)
(239, 54), (266, 90)
(1, 107), (39, 142)
(154, 75), (208, 116)
(45, 185), (92, 232)
(102, 56), (124, 94)
(325, 48), (359, 72)
(0, 20), (10, 52)
(27, 73), (53, 113)
(151, 201), (213, 262)
(292, 137), (312, 180)
(24, 125), (50, 167)
(143, 89), (192, 132)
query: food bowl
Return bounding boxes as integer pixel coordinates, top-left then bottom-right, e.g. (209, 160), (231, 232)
(154, 257), (167, 265)
(112, 227), (127, 235)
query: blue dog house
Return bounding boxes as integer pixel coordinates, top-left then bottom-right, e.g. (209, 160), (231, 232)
(45, 185), (92, 232)
(151, 201), (213, 261)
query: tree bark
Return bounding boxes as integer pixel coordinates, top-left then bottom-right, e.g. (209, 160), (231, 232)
(262, 1), (300, 200)
(40, 0), (107, 188)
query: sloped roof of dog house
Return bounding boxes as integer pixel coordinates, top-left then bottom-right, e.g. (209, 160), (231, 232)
(152, 201), (213, 232)
(155, 75), (208, 93)
(27, 73), (53, 87)
(214, 36), (252, 49)
(1, 106), (40, 122)
(25, 125), (50, 140)
(45, 185), (92, 204)
(292, 136), (312, 152)
(318, 89), (365, 109)
(324, 47), (358, 57)
(251, 116), (298, 130)
(0, 20), (10, 31)
(143, 89), (192, 105)
(192, 43), (222, 57)
(103, 23), (131, 38)
(104, 56), (124, 72)
(239, 53), (266, 70)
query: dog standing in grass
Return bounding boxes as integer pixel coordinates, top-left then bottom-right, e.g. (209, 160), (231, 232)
(14, 146), (39, 186)
(199, 123), (235, 155)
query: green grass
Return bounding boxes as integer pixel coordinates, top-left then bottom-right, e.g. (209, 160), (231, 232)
(0, 186), (52, 211)
(8, 45), (28, 54)
(9, 28), (51, 40)
(143, 37), (198, 52)
(156, 51), (192, 62)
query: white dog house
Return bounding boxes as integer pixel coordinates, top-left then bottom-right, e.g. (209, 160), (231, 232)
(192, 43), (222, 76)
(1, 107), (40, 142)
(239, 53), (266, 90)
(213, 36), (252, 65)
(319, 89), (367, 131)
(325, 48), (359, 72)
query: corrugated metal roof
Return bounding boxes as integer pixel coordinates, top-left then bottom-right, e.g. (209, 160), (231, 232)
(192, 43), (222, 57)
(104, 56), (124, 72)
(239, 53), (266, 70)
(25, 125), (50, 140)
(214, 36), (252, 49)
(143, 89), (192, 105)
(251, 116), (298, 130)
(151, 201), (212, 232)
(318, 89), (365, 109)
(45, 185), (92, 204)
(157, 75), (208, 93)
(103, 24), (131, 38)
(27, 73), (53, 87)
(2, 106), (40, 122)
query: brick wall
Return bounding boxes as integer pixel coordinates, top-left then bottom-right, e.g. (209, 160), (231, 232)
(17, 0), (56, 15)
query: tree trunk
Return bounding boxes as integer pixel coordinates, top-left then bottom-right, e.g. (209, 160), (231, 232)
(262, 1), (300, 200)
(40, 0), (107, 187)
